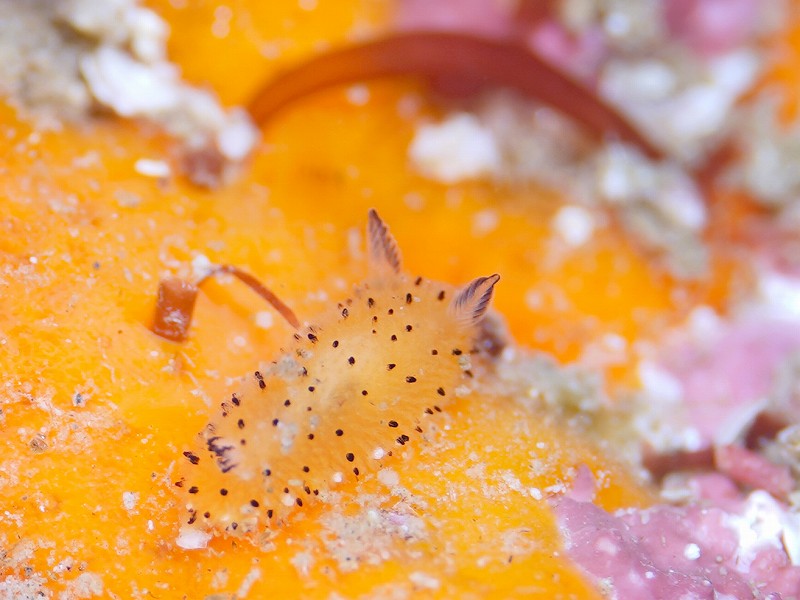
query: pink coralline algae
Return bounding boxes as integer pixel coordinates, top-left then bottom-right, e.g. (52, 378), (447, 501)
(662, 318), (800, 445)
(556, 490), (800, 600)
(525, 22), (606, 80)
(395, 0), (607, 79)
(394, 0), (516, 38)
(663, 0), (760, 57)
(715, 445), (794, 501)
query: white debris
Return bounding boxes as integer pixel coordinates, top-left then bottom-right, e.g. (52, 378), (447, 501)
(552, 205), (596, 247)
(735, 99), (800, 207)
(471, 209), (500, 238)
(122, 491), (139, 512)
(683, 542), (701, 560)
(216, 109), (260, 161)
(633, 359), (702, 452)
(346, 85), (370, 106)
(638, 360), (683, 405)
(409, 571), (440, 591)
(0, 575), (47, 599)
(191, 254), (215, 281)
(725, 491), (794, 571)
(57, 0), (168, 63)
(290, 552), (314, 576)
(81, 46), (179, 116)
(596, 145), (705, 231)
(600, 50), (759, 161)
(754, 271), (800, 320)
(175, 526), (212, 550)
(685, 306), (724, 345)
(62, 572), (104, 598)
(236, 567), (261, 598)
(409, 113), (502, 183)
(783, 509), (800, 566)
(377, 468), (399, 487)
(134, 158), (171, 178)
(255, 311), (274, 329)
(0, 0), (258, 186)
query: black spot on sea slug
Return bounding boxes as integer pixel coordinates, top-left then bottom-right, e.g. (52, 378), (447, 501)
(254, 371), (266, 390)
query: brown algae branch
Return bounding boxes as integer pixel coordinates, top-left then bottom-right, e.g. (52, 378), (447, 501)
(247, 31), (664, 161)
(152, 265), (300, 343)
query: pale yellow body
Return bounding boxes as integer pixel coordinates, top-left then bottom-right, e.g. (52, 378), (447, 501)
(179, 213), (498, 535)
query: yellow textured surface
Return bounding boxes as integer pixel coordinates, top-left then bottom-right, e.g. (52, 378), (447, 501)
(0, 1), (765, 598)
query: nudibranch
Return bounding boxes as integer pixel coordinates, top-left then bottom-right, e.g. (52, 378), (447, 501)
(170, 210), (500, 535)
(248, 32), (664, 161)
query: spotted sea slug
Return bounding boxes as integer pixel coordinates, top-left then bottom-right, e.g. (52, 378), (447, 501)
(173, 210), (500, 536)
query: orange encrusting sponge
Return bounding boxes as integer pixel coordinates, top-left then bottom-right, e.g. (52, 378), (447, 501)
(0, 86), (649, 598)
